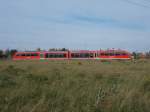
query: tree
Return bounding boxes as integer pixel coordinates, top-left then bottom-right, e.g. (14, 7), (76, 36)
(0, 49), (8, 59)
(61, 48), (68, 51)
(146, 51), (150, 59)
(5, 49), (10, 58)
(0, 50), (3, 58)
(132, 52), (141, 59)
(36, 48), (41, 51)
(132, 52), (137, 59)
(10, 49), (17, 57)
(49, 48), (56, 51)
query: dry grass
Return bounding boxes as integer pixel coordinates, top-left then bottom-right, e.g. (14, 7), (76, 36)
(0, 60), (150, 112)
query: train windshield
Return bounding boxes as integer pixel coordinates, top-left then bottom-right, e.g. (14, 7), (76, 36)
(40, 53), (44, 58)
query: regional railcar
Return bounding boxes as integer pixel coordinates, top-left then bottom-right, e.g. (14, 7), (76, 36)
(69, 50), (97, 59)
(13, 49), (132, 60)
(13, 52), (41, 60)
(98, 49), (131, 60)
(43, 51), (69, 60)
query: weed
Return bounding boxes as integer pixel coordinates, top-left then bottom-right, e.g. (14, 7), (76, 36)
(0, 60), (150, 112)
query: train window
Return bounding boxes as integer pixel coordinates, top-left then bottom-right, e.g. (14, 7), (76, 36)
(71, 54), (74, 57)
(75, 54), (79, 58)
(45, 53), (66, 58)
(86, 53), (90, 57)
(80, 53), (89, 58)
(90, 53), (94, 58)
(58, 54), (62, 57)
(58, 54), (66, 58)
(115, 53), (120, 56)
(71, 53), (92, 58)
(105, 53), (109, 56)
(80, 54), (83, 57)
(55, 54), (58, 58)
(100, 53), (105, 56)
(51, 54), (53, 58)
(53, 54), (57, 58)
(71, 53), (80, 58)
(50, 54), (54, 58)
(59, 54), (66, 57)
(95, 53), (97, 57)
(58, 54), (61, 57)
(21, 54), (26, 56)
(73, 54), (78, 58)
(31, 53), (38, 56)
(122, 53), (127, 56)
(16, 54), (21, 56)
(26, 54), (31, 56)
(109, 53), (114, 56)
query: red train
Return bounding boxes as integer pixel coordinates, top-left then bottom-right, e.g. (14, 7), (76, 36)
(13, 49), (132, 60)
(97, 49), (131, 60)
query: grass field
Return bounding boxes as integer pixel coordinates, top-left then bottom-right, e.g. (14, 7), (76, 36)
(0, 60), (150, 112)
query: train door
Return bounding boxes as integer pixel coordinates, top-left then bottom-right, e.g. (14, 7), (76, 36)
(40, 53), (44, 59)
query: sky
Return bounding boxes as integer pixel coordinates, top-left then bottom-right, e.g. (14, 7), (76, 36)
(0, 0), (150, 51)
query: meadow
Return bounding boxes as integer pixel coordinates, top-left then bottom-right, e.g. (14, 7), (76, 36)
(0, 60), (150, 112)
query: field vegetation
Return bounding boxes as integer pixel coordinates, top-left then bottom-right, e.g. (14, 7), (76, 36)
(0, 60), (150, 112)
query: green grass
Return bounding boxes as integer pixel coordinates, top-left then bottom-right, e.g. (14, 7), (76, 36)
(0, 60), (150, 112)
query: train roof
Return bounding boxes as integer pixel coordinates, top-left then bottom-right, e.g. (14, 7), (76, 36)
(15, 49), (131, 54)
(15, 51), (41, 54)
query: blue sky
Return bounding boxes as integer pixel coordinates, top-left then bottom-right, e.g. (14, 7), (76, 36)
(0, 0), (150, 51)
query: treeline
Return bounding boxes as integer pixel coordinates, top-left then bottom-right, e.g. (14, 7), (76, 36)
(0, 49), (17, 59)
(132, 51), (150, 59)
(36, 48), (69, 51)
